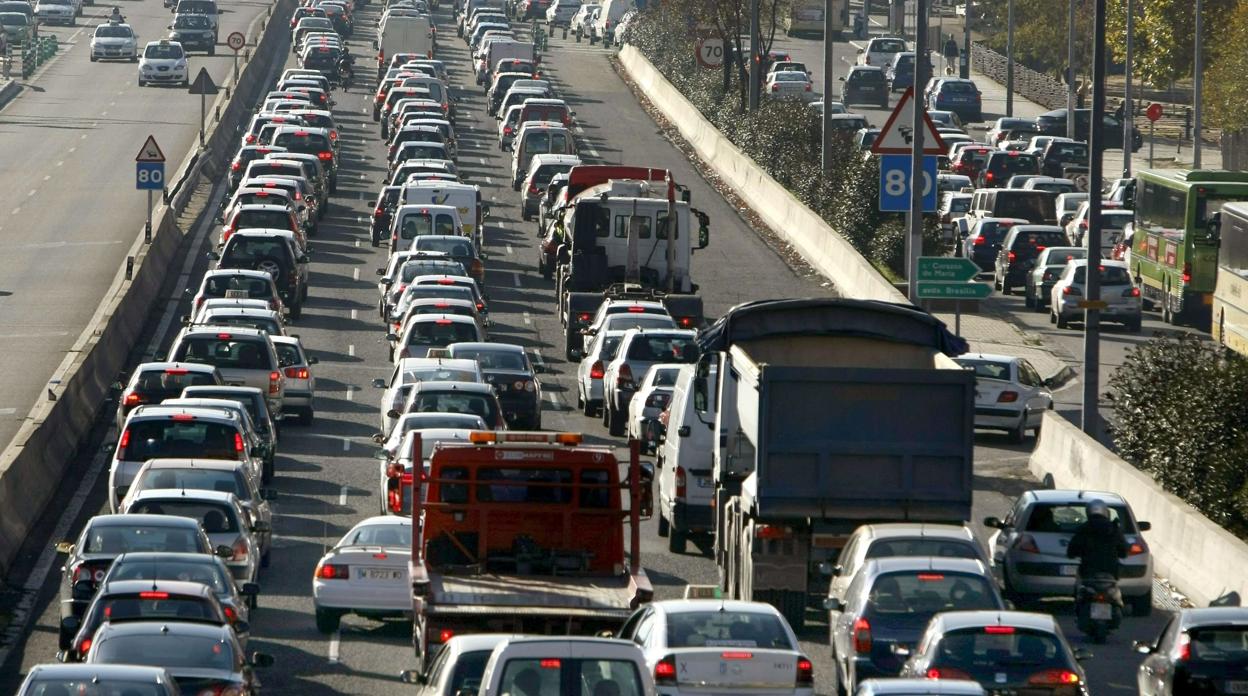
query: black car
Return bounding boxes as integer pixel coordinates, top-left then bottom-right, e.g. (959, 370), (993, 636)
(447, 342), (542, 430)
(1040, 139), (1089, 178)
(1135, 607), (1248, 696)
(1035, 108), (1143, 151)
(213, 231), (310, 318)
(115, 361), (223, 428)
(169, 13), (215, 53)
(61, 579), (234, 661)
(962, 217), (1028, 271)
(371, 185), (402, 247)
(842, 66), (889, 108)
(978, 151), (1040, 188)
(994, 224), (1069, 294)
(927, 78), (982, 122)
(227, 145), (288, 192)
(271, 126), (338, 191)
(85, 620), (273, 695)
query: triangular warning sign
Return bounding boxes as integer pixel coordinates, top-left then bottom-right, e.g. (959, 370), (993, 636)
(871, 86), (946, 155)
(188, 67), (219, 96)
(135, 135), (165, 162)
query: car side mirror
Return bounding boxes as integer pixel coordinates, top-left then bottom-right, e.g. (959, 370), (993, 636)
(838, 76), (846, 82)
(180, 314), (191, 325)
(298, 255), (310, 264)
(376, 268), (387, 277)
(308, 357), (319, 365)
(55, 540), (75, 554)
(233, 620), (251, 634)
(1132, 641), (1153, 655)
(1138, 521), (1151, 532)
(252, 520), (271, 533)
(61, 615), (81, 634)
(372, 432), (386, 444)
(372, 378), (387, 389)
(374, 449), (390, 461)
(386, 332), (399, 342)
(72, 581), (95, 601)
(215, 545), (233, 558)
(678, 425), (690, 437)
(251, 652), (275, 668)
(983, 516), (1004, 529)
(207, 251), (220, 260)
(261, 488), (278, 501)
(400, 670), (426, 685)
(1074, 648), (1093, 661)
(822, 597), (844, 612)
(241, 582), (260, 596)
(568, 348), (583, 360)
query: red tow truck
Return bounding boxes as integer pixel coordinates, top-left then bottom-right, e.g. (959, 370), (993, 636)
(407, 431), (653, 666)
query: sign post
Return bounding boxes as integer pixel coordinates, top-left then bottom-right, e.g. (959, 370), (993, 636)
(915, 256), (989, 334)
(695, 36), (723, 69)
(135, 135), (166, 244)
(1146, 102), (1162, 169)
(227, 31), (245, 83)
(187, 67), (220, 147)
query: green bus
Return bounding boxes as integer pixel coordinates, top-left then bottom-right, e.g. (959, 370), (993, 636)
(1130, 170), (1248, 327)
(1212, 202), (1248, 358)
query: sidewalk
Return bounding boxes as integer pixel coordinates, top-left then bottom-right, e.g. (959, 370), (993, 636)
(927, 309), (1075, 384)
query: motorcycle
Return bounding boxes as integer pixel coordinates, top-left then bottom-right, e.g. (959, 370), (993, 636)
(337, 59), (354, 88)
(1074, 573), (1123, 643)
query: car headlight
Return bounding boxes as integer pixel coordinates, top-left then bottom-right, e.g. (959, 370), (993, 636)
(176, 60), (187, 69)
(140, 64), (152, 72)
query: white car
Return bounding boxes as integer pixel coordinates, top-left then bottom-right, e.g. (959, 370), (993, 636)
(138, 40), (189, 87)
(857, 35), (907, 68)
(270, 335), (317, 425)
(765, 70), (813, 100)
(626, 364), (680, 453)
(313, 516), (412, 634)
(34, 0), (75, 25)
(576, 328), (628, 417)
(477, 637), (655, 696)
(601, 329), (698, 437)
(90, 21), (138, 61)
(376, 426), (476, 515)
(400, 634), (517, 693)
(952, 352), (1054, 443)
(581, 309), (676, 357)
(617, 599), (813, 696)
(1050, 259), (1142, 332)
(373, 358), (484, 435)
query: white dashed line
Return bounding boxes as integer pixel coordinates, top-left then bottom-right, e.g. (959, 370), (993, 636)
(350, 309), (358, 320)
(352, 267), (360, 281)
(10, 208), (18, 216)
(55, 161), (63, 167)
(68, 147), (76, 153)
(342, 438), (350, 452)
(339, 485), (349, 505)
(355, 239), (360, 248)
(506, 244), (513, 254)
(522, 311), (531, 325)
(42, 175), (49, 181)
(328, 630), (341, 663)
(348, 344), (355, 357)
(346, 386), (354, 402)
(478, 157), (486, 164)
(79, 134), (86, 140)
(485, 177), (492, 184)
(513, 272), (521, 288)
(26, 190), (35, 197)
(100, 111), (107, 117)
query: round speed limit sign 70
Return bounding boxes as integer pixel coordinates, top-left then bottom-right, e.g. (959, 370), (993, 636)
(696, 37), (724, 69)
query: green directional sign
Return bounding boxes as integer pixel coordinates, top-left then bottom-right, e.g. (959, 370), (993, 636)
(916, 281), (993, 300)
(917, 257), (980, 282)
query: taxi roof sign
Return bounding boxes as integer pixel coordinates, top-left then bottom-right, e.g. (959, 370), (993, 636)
(135, 135), (166, 162)
(871, 86), (946, 155)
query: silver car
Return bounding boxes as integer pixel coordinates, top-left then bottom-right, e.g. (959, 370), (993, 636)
(122, 488), (266, 584)
(984, 489), (1153, 615)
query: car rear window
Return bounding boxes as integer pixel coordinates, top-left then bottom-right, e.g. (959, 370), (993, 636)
(941, 81), (978, 94)
(414, 237), (475, 257)
(603, 315), (677, 332)
(1187, 627), (1248, 662)
(1009, 231), (1066, 252)
(873, 39), (905, 53)
(398, 212), (459, 239)
(98, 593), (217, 621)
(401, 261), (467, 281)
(135, 468), (246, 499)
(123, 420), (240, 461)
(273, 131), (331, 153)
(410, 391), (499, 424)
(865, 538), (982, 560)
(1024, 503), (1136, 533)
(234, 209), (293, 231)
(1050, 143), (1088, 160)
(1072, 265), (1133, 286)
(992, 154), (1039, 175)
(108, 559), (230, 593)
(850, 70), (885, 83)
(93, 633), (237, 671)
(975, 222), (1015, 242)
(128, 500), (238, 534)
(173, 336), (274, 370)
(452, 348), (526, 371)
(935, 628), (1065, 670)
(665, 610), (793, 649)
(204, 276), (274, 299)
(274, 343), (302, 367)
(84, 524), (202, 554)
(401, 285), (476, 305)
(625, 336), (698, 362)
(185, 390), (265, 427)
(866, 572), (999, 621)
(404, 320), (480, 346)
(221, 237), (291, 265)
(995, 193), (1055, 222)
(406, 304), (474, 322)
(135, 369), (218, 396)
(497, 658), (645, 696)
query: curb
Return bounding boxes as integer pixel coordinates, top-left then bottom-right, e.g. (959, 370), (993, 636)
(0, 79), (22, 111)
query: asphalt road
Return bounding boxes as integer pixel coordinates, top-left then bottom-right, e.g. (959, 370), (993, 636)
(0, 0), (279, 451)
(0, 6), (1174, 695)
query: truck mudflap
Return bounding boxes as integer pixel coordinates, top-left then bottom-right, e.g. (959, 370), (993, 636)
(662, 294), (704, 330)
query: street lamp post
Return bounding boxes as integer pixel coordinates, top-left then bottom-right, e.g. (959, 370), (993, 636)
(1005, 0), (1014, 116)
(1083, 0), (1107, 438)
(1067, 0), (1076, 139)
(1194, 0), (1204, 168)
(1123, 0), (1133, 177)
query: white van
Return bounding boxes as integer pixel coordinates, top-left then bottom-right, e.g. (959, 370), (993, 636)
(401, 181), (484, 248)
(389, 204), (463, 253)
(509, 122), (576, 189)
(477, 39), (535, 84)
(657, 364), (716, 554)
(591, 0), (633, 45)
(376, 15), (434, 70)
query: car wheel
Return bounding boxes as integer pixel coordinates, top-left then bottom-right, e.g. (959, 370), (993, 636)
(993, 274), (1002, 291)
(137, 79), (144, 87)
(1024, 286), (1034, 308)
(657, 509), (670, 537)
(1049, 309), (1057, 324)
(314, 608), (342, 634)
(89, 54), (97, 62)
(668, 524), (687, 554)
(608, 403), (626, 437)
(298, 407), (314, 426)
(878, 97), (888, 108)
(1130, 589), (1153, 616)
(582, 396), (596, 417)
(261, 547), (271, 568)
(1056, 312), (1069, 329)
(1009, 417), (1027, 444)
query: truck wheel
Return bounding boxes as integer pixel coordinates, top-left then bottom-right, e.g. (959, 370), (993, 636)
(668, 525), (687, 554)
(657, 510), (670, 537)
(564, 326), (578, 360)
(315, 608), (341, 634)
(607, 402), (626, 437)
(781, 590), (807, 632)
(1130, 590), (1153, 616)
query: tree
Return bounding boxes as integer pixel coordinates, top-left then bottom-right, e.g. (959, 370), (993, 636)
(973, 0), (1096, 80)
(1105, 0), (1236, 89)
(1205, 0), (1248, 132)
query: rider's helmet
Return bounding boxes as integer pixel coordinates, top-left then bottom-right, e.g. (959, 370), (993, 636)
(1086, 499), (1110, 520)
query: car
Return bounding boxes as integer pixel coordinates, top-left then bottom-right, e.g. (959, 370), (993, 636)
(1021, 176), (1077, 194)
(580, 310), (678, 358)
(854, 679), (986, 696)
(390, 313), (484, 362)
(858, 35), (907, 68)
(403, 634), (517, 695)
(90, 20), (137, 61)
(985, 117), (1040, 146)
(84, 620), (273, 693)
(137, 40), (188, 87)
(1050, 259), (1142, 331)
(1035, 107), (1142, 151)
(828, 558), (1005, 695)
(953, 353), (1054, 442)
(938, 192), (973, 241)
(897, 611), (1088, 695)
(61, 579), (238, 662)
(626, 364), (680, 454)
(166, 325), (286, 415)
(191, 305), (286, 336)
(994, 224), (1068, 294)
(269, 125), (338, 190)
(1134, 607), (1248, 696)
(271, 334), (318, 425)
(374, 359), (486, 435)
(476, 636), (655, 696)
(219, 202), (304, 250)
(841, 66), (889, 108)
(617, 599), (813, 695)
(655, 365), (715, 554)
(442, 342), (542, 430)
(1065, 203), (1131, 253)
(377, 412), (485, 463)
(169, 12), (215, 53)
(313, 515), (413, 633)
(211, 229), (309, 317)
(121, 488), (266, 583)
(825, 523), (990, 608)
(949, 145), (992, 181)
(766, 69), (814, 99)
(925, 77), (982, 122)
(978, 151), (1040, 188)
(1024, 246), (1085, 311)
(984, 489), (1153, 613)
(16, 664), (180, 696)
(376, 425), (477, 515)
(520, 153), (580, 221)
(601, 329), (699, 437)
(1039, 138), (1089, 179)
(34, 0), (74, 25)
(120, 458), (275, 559)
(961, 217), (1027, 272)
(114, 361), (224, 430)
(402, 380), (506, 429)
(927, 109), (963, 130)
(179, 385), (279, 477)
(576, 328), (627, 418)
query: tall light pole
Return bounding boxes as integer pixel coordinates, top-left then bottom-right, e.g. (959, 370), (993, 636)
(1083, 0), (1107, 438)
(748, 0), (760, 111)
(821, 0), (836, 173)
(1193, 0), (1204, 168)
(960, 0), (970, 78)
(1005, 0), (1014, 116)
(907, 0), (930, 303)
(1122, 0), (1134, 176)
(1067, 0), (1076, 139)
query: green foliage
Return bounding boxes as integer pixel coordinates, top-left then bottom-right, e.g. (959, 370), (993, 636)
(1109, 335), (1248, 535)
(976, 0), (1095, 78)
(1105, 0), (1236, 90)
(1205, 1), (1248, 131)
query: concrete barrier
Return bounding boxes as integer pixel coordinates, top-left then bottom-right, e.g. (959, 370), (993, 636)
(1029, 410), (1248, 608)
(617, 46), (907, 305)
(0, 0), (296, 576)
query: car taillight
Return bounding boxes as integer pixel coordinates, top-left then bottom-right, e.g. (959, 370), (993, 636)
(771, 84), (779, 92)
(1013, 534), (1041, 553)
(123, 392), (144, 407)
(315, 562), (348, 579)
(231, 161), (241, 172)
(577, 312), (592, 323)
(234, 432), (245, 455)
(997, 391), (1019, 403)
(117, 429), (131, 458)
(1063, 286), (1081, 295)
(589, 361), (604, 379)
(269, 371), (280, 395)
(471, 259), (484, 277)
(245, 134), (256, 144)
(285, 367), (309, 379)
(317, 151), (333, 161)
(1183, 262), (1191, 283)
(973, 236), (985, 246)
(926, 667), (974, 679)
(796, 657), (814, 686)
(1125, 287), (1140, 297)
(528, 183), (539, 195)
(503, 125), (513, 135)
(1029, 669), (1081, 686)
(232, 538), (248, 562)
(1178, 633), (1191, 661)
(674, 465), (686, 498)
(852, 617), (872, 653)
(1129, 539), (1148, 555)
(617, 363), (633, 388)
(77, 637), (92, 655)
(1007, 251), (1016, 262)
(374, 207), (384, 218)
(223, 226), (235, 243)
(654, 656), (677, 685)
(985, 171), (994, 183)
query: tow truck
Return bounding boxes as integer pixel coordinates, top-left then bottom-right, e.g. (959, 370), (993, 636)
(545, 165), (710, 358)
(407, 431), (653, 668)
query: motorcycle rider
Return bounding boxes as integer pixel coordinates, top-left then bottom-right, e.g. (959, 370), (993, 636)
(109, 5), (123, 22)
(337, 51), (354, 88)
(1066, 499), (1128, 577)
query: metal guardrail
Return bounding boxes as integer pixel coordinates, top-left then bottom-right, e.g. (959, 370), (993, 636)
(970, 41), (1066, 110)
(19, 35), (56, 78)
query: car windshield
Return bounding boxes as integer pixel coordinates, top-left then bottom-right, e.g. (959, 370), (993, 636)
(873, 39), (905, 52)
(955, 359), (1012, 381)
(344, 523), (410, 547)
(93, 633), (237, 671)
(207, 315), (280, 335)
(400, 261), (467, 281)
(850, 70), (885, 83)
(399, 213), (459, 238)
(135, 368), (218, 397)
(449, 348), (525, 371)
(221, 237), (290, 264)
(666, 610), (794, 649)
(109, 559), (230, 593)
(395, 413), (485, 432)
(942, 82), (978, 94)
(775, 72), (807, 81)
(123, 419), (240, 461)
(83, 524), (202, 554)
(935, 628), (1065, 669)
(204, 276), (274, 299)
(866, 538), (982, 560)
(173, 336), (273, 370)
(410, 391), (498, 424)
(867, 572), (999, 623)
(135, 468), (246, 500)
(603, 315), (676, 332)
(413, 237), (474, 257)
(625, 336), (698, 362)
(145, 44), (183, 59)
(128, 500), (239, 534)
(1, 13), (29, 25)
(1071, 265), (1133, 286)
(175, 15), (210, 27)
(1050, 143), (1088, 159)
(1024, 502), (1136, 533)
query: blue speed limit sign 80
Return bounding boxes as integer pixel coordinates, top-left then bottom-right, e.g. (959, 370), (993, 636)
(879, 154), (938, 212)
(136, 161), (165, 190)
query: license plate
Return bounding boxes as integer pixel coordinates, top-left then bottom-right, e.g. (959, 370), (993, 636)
(697, 477), (712, 488)
(1060, 564), (1079, 576)
(1089, 602), (1112, 620)
(1226, 682), (1248, 694)
(225, 290), (250, 299)
(359, 567), (401, 581)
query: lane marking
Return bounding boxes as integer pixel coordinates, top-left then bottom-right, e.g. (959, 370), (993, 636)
(348, 344), (355, 357)
(55, 161), (63, 167)
(506, 244), (513, 255)
(339, 485), (349, 505)
(522, 311), (531, 325)
(485, 176), (493, 184)
(328, 630), (341, 664)
(0, 408), (16, 415)
(10, 208), (19, 216)
(342, 437), (350, 452)
(512, 271), (521, 287)
(346, 385), (354, 402)
(26, 190), (35, 197)
(350, 309), (358, 320)
(352, 267), (360, 281)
